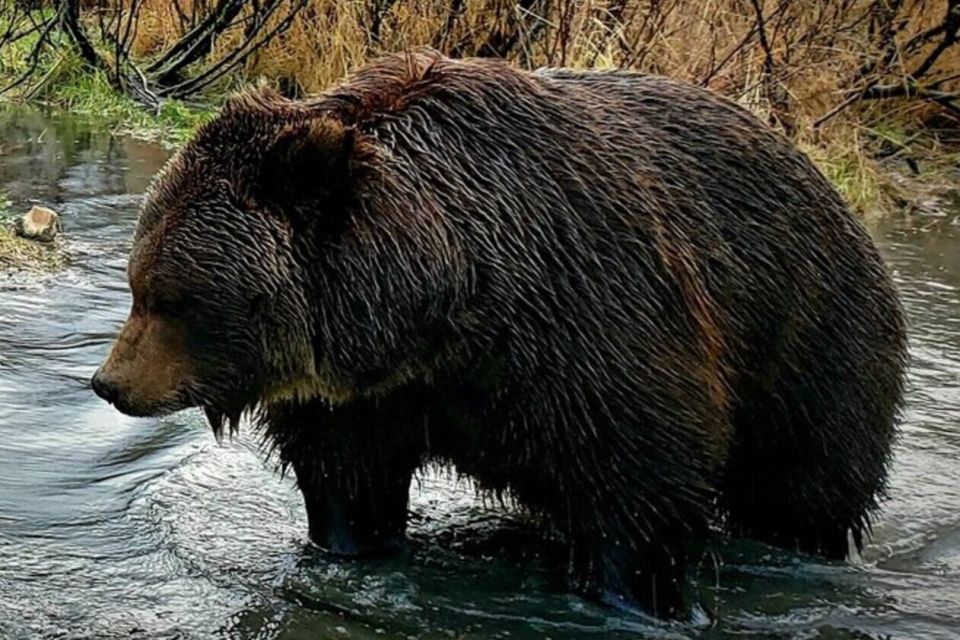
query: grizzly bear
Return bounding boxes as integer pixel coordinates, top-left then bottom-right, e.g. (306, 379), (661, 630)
(91, 51), (907, 617)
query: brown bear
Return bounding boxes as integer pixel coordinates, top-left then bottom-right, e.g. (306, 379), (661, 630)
(91, 51), (907, 618)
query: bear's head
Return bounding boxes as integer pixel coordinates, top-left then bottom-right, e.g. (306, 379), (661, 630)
(90, 88), (436, 434)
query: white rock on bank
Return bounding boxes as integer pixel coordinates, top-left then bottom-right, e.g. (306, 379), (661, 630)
(14, 205), (61, 242)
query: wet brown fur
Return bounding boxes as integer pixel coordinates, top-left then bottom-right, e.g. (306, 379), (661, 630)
(93, 51), (908, 617)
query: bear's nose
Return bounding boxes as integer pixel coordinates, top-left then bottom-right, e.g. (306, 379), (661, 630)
(91, 370), (119, 405)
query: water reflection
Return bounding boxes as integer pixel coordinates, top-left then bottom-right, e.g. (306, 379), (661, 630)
(0, 107), (958, 639)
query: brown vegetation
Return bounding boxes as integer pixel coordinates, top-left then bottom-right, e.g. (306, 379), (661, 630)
(134, 1), (960, 127)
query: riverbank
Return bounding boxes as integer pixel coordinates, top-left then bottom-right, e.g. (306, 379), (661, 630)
(3, 51), (954, 209)
(0, 225), (65, 271)
(0, 33), (208, 268)
(1, 1), (957, 272)
(0, 42), (210, 145)
(0, 198), (65, 272)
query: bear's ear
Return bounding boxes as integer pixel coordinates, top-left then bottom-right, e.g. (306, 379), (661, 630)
(254, 116), (360, 217)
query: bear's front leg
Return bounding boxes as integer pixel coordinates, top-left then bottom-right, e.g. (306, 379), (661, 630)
(569, 526), (693, 618)
(292, 454), (413, 557)
(264, 394), (427, 557)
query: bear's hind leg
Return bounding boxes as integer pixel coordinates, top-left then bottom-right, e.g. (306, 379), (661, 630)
(723, 318), (903, 558)
(265, 395), (426, 557)
(551, 414), (718, 617)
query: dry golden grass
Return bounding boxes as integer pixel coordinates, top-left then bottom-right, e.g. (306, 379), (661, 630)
(130, 0), (190, 58)
(117, 0), (959, 211)
(126, 1), (958, 124)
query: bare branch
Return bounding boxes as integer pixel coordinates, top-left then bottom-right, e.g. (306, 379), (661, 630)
(160, 0), (310, 98)
(144, 0), (247, 82)
(0, 10), (57, 96)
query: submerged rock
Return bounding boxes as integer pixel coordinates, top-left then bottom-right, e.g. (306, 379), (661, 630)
(14, 206), (61, 242)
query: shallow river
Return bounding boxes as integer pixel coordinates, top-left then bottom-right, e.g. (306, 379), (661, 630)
(1, 108), (958, 640)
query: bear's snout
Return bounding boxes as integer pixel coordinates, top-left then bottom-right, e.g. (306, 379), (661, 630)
(90, 369), (120, 405)
(90, 361), (179, 417)
(93, 313), (196, 417)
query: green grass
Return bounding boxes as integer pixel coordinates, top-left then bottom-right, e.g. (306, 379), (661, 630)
(802, 143), (886, 215)
(0, 14), (211, 145)
(41, 53), (212, 145)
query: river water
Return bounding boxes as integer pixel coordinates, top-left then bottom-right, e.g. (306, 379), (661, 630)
(0, 108), (958, 640)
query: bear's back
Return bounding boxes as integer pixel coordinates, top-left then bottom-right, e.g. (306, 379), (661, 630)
(321, 54), (900, 395)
